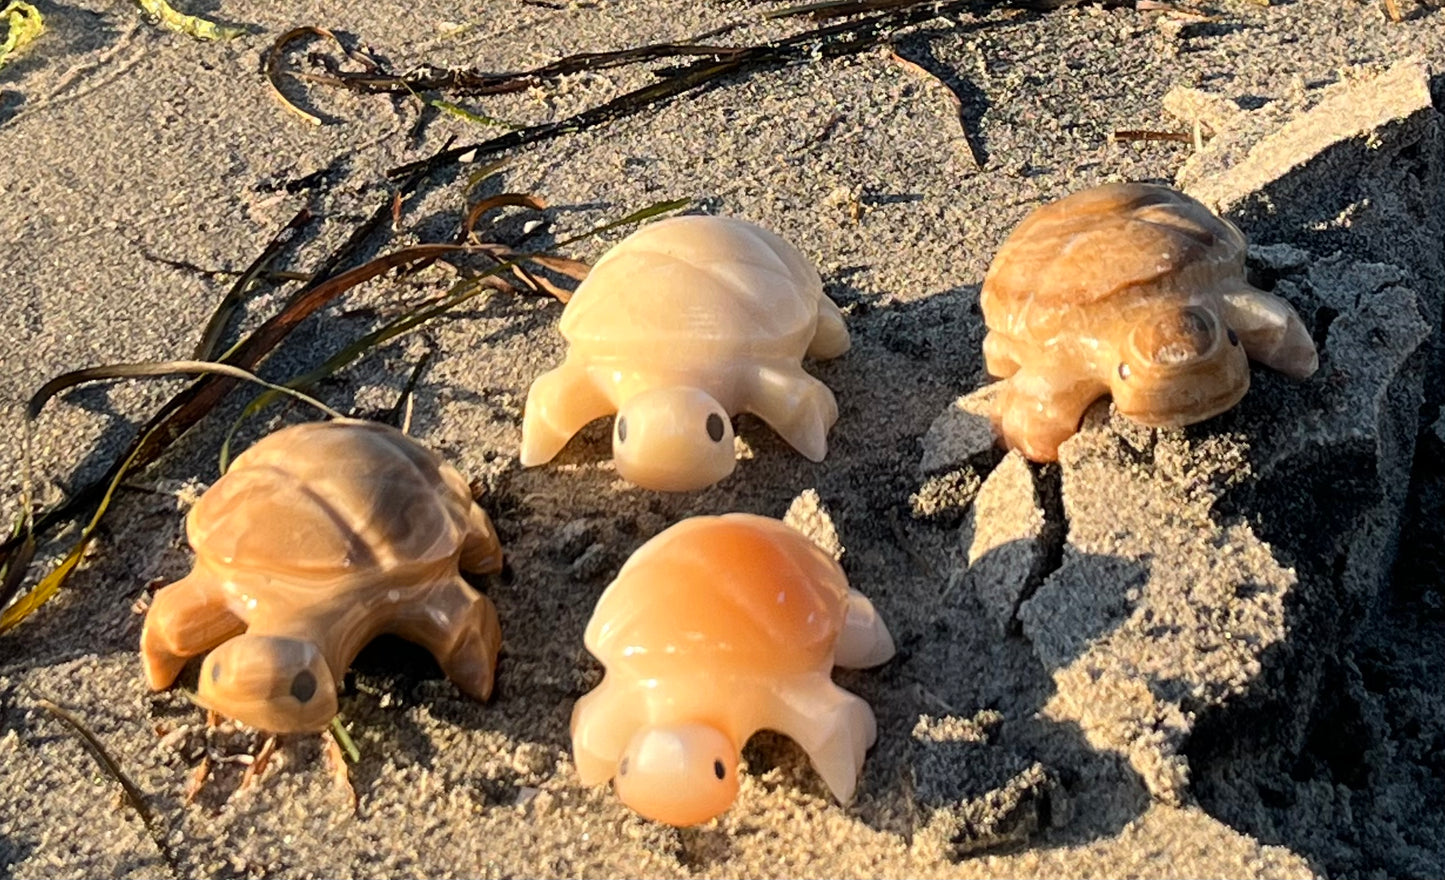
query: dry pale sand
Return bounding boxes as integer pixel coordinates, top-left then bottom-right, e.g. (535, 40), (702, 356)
(3, 1), (1445, 877)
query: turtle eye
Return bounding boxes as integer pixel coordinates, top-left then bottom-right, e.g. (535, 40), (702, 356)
(290, 669), (317, 703)
(211, 662), (223, 683)
(713, 759), (726, 780)
(1118, 362), (1132, 381)
(1227, 328), (1240, 346)
(706, 413), (726, 443)
(616, 417), (628, 443)
(618, 756), (630, 777)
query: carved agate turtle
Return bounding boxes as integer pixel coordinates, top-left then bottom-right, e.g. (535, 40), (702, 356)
(141, 419), (504, 734)
(980, 182), (1319, 461)
(520, 215), (850, 492)
(571, 513), (895, 826)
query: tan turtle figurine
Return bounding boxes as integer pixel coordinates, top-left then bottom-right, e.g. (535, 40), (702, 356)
(141, 419), (504, 734)
(571, 513), (895, 827)
(980, 182), (1319, 462)
(520, 214), (850, 492)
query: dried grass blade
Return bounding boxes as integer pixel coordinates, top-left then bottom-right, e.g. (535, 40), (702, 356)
(765, 0), (920, 20)
(36, 698), (179, 874)
(465, 158), (512, 195)
(266, 26), (348, 125)
(218, 196), (687, 466)
(387, 348), (435, 432)
(430, 99), (520, 129)
(460, 193), (549, 240)
(330, 716), (361, 762)
(27, 361), (344, 422)
(0, 519), (34, 620)
(522, 254), (591, 281)
(194, 208), (313, 360)
(38, 699), (153, 818)
(2, 362), (342, 631)
(134, 0), (244, 40)
(0, 163), (439, 631)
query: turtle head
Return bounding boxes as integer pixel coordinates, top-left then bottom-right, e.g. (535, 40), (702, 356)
(1111, 303), (1249, 426)
(613, 723), (741, 826)
(198, 634), (338, 734)
(612, 387), (736, 492)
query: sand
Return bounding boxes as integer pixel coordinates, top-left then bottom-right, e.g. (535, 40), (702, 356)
(2, 0), (1444, 877)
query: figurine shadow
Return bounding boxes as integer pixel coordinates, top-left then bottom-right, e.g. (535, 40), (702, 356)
(886, 35), (993, 169)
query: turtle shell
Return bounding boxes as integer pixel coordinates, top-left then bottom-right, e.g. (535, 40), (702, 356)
(981, 183), (1246, 318)
(584, 514), (849, 676)
(559, 215), (824, 351)
(187, 420), (473, 579)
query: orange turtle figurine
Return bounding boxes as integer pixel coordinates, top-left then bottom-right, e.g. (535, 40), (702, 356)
(520, 214), (850, 492)
(570, 513), (895, 827)
(141, 419), (504, 734)
(980, 182), (1319, 462)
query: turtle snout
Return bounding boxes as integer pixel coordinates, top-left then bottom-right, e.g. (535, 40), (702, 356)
(1134, 305), (1222, 366)
(1113, 305), (1250, 426)
(613, 723), (741, 827)
(612, 387), (736, 492)
(198, 635), (338, 734)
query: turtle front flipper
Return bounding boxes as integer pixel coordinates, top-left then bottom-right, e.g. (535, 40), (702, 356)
(141, 573), (247, 690)
(569, 676), (635, 785)
(983, 330), (1024, 380)
(807, 295), (851, 361)
(994, 367), (1104, 463)
(520, 361), (615, 466)
(390, 578), (502, 701)
(743, 364), (840, 462)
(765, 674), (878, 804)
(1220, 285), (1319, 379)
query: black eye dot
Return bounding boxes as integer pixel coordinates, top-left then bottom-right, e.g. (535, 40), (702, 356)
(706, 413), (726, 443)
(1227, 328), (1240, 346)
(713, 759), (726, 780)
(1118, 362), (1132, 380)
(616, 417), (628, 443)
(618, 756), (629, 776)
(290, 670), (317, 703)
(210, 663), (222, 683)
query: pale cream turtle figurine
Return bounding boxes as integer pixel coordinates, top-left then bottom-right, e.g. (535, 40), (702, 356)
(981, 182), (1319, 462)
(141, 419), (504, 734)
(520, 215), (850, 492)
(571, 513), (895, 827)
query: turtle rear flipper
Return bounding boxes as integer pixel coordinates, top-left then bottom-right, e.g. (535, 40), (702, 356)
(1221, 286), (1320, 379)
(807, 295), (851, 361)
(388, 578), (502, 701)
(766, 675), (878, 804)
(834, 590), (895, 670)
(744, 364), (839, 462)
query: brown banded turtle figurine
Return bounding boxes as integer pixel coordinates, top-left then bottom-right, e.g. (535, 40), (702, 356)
(571, 513), (895, 826)
(141, 419), (504, 734)
(980, 182), (1319, 462)
(520, 215), (850, 492)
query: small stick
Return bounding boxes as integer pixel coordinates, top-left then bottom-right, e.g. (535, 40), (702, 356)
(1111, 128), (1194, 143)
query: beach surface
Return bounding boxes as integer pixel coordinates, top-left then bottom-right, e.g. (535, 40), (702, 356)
(3, 1), (1444, 877)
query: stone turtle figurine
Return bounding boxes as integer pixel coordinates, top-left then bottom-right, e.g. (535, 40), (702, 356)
(571, 513), (895, 827)
(141, 419), (504, 734)
(980, 182), (1319, 462)
(520, 215), (850, 492)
